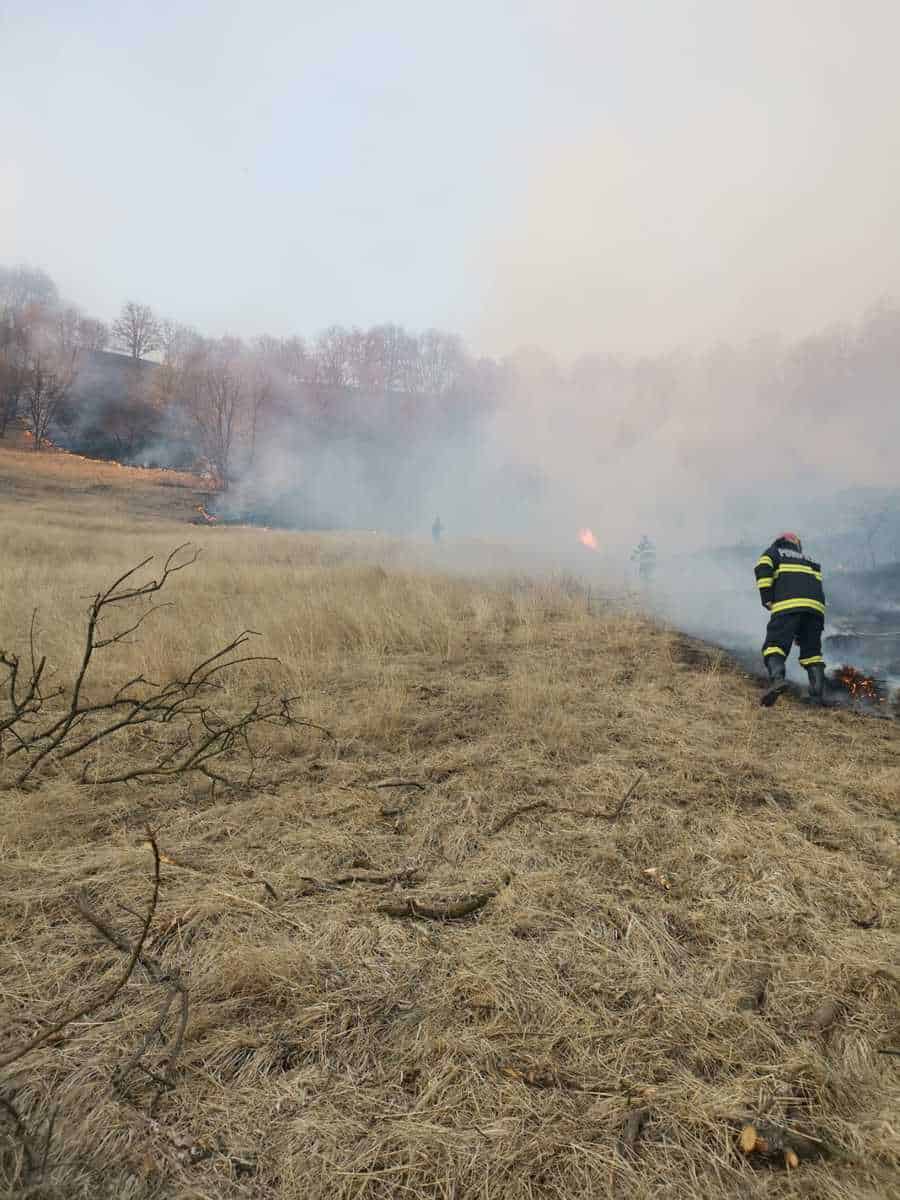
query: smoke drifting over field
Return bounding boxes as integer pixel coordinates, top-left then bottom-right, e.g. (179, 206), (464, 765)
(5, 3), (900, 580)
(487, 304), (900, 557)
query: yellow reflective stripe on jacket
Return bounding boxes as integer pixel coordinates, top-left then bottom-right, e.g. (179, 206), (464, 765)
(757, 577), (774, 588)
(770, 598), (826, 615)
(774, 564), (822, 579)
(799, 655), (824, 666)
(756, 555), (774, 569)
(763, 646), (786, 656)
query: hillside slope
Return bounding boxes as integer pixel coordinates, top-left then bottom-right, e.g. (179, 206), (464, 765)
(0, 453), (897, 1200)
(0, 436), (201, 524)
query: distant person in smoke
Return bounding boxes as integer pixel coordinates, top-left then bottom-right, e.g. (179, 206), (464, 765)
(432, 515), (443, 545)
(755, 532), (826, 707)
(631, 535), (656, 585)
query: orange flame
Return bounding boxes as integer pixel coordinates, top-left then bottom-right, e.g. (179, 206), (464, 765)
(835, 665), (882, 702)
(578, 528), (599, 551)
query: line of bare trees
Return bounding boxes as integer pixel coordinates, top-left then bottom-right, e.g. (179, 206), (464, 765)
(153, 326), (491, 489)
(0, 265), (501, 486)
(0, 268), (90, 448)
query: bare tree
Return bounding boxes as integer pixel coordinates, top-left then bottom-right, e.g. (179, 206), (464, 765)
(368, 323), (413, 392)
(314, 325), (350, 387)
(0, 355), (29, 438)
(106, 367), (159, 460)
(77, 316), (109, 352)
(49, 307), (109, 357)
(25, 345), (78, 450)
(158, 318), (201, 369)
(53, 306), (84, 355)
(343, 327), (370, 390)
(112, 301), (161, 360)
(0, 308), (33, 437)
(152, 322), (205, 443)
(416, 329), (465, 395)
(0, 265), (59, 311)
(852, 494), (900, 569)
(182, 341), (245, 488)
(254, 333), (310, 386)
(0, 545), (310, 789)
(276, 334), (312, 385)
(245, 354), (273, 468)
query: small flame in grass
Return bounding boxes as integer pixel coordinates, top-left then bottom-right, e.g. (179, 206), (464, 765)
(578, 528), (599, 551)
(834, 665), (882, 702)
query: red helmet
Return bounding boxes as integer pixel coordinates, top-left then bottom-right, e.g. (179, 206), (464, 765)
(778, 531), (802, 550)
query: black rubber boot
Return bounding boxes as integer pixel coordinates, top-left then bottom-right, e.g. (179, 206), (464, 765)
(805, 662), (827, 707)
(760, 655), (788, 707)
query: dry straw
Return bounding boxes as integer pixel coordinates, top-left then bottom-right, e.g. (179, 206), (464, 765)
(0, 448), (897, 1198)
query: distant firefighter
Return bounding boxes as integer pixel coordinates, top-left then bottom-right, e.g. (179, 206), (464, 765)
(432, 515), (443, 544)
(755, 532), (826, 707)
(631, 535), (656, 584)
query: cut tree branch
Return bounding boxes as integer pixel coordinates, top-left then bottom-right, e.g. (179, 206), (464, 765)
(1, 549), (311, 790)
(0, 834), (161, 1072)
(490, 774), (644, 835)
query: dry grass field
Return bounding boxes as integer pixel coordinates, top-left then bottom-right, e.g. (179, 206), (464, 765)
(0, 446), (898, 1200)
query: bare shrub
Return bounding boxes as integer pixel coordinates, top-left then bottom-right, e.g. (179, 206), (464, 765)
(0, 544), (309, 789)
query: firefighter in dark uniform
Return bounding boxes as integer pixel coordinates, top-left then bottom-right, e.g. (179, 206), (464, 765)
(632, 535), (656, 585)
(755, 532), (826, 707)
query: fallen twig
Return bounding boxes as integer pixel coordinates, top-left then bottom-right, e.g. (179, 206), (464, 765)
(150, 908), (200, 953)
(378, 892), (495, 920)
(76, 893), (189, 1109)
(1, 549), (318, 791)
(159, 853), (279, 903)
(490, 774), (644, 835)
(298, 867), (423, 895)
(38, 1103), (58, 1181)
(596, 772), (644, 820)
(0, 834), (161, 1072)
(333, 867), (422, 886)
(120, 983), (177, 1072)
(0, 1093), (35, 1182)
(490, 800), (549, 835)
(319, 803), (359, 819)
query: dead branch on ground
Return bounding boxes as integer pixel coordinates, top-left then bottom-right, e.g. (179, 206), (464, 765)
(378, 894), (494, 920)
(0, 836), (161, 1072)
(490, 774), (644, 835)
(595, 772), (644, 819)
(298, 867), (424, 896)
(0, 836), (164, 1184)
(378, 877), (508, 920)
(0, 1093), (35, 1187)
(75, 893), (190, 1111)
(0, 546), (318, 788)
(490, 800), (549, 834)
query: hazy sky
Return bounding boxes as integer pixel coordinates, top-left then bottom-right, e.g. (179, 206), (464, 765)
(3, 1), (899, 355)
